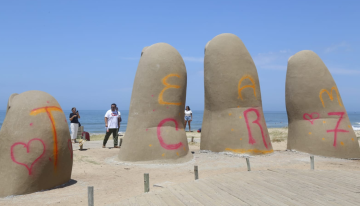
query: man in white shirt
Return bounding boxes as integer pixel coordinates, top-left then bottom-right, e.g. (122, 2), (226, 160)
(103, 103), (120, 148)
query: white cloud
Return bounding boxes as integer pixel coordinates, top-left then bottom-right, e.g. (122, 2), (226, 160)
(329, 68), (360, 75)
(279, 50), (291, 54)
(324, 42), (350, 53)
(183, 57), (203, 62)
(252, 50), (292, 71)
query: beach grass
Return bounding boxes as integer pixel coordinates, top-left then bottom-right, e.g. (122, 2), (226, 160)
(268, 128), (288, 142)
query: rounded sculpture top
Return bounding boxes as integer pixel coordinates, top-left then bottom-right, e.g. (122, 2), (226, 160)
(285, 50), (359, 158)
(286, 50), (339, 118)
(0, 90), (72, 197)
(118, 42), (190, 162)
(288, 55), (293, 62)
(287, 50), (328, 77)
(6, 90), (61, 113)
(204, 33), (261, 110)
(204, 40), (210, 54)
(141, 46), (149, 56)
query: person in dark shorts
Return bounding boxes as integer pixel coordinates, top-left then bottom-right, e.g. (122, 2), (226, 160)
(103, 103), (120, 148)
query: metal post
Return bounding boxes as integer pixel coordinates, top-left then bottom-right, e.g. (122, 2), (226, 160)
(194, 165), (199, 180)
(191, 136), (194, 142)
(310, 156), (314, 170)
(88, 186), (94, 206)
(80, 133), (84, 150)
(119, 138), (123, 146)
(144, 173), (149, 193)
(246, 157), (251, 171)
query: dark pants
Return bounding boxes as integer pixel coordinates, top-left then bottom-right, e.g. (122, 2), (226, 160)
(103, 128), (118, 146)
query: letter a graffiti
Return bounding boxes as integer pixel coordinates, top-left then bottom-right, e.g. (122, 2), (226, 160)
(238, 75), (256, 100)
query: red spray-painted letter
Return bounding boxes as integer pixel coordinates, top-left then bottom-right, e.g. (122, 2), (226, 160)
(157, 118), (183, 150)
(243, 108), (268, 149)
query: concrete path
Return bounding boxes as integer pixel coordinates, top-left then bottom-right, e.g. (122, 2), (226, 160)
(117, 169), (360, 206)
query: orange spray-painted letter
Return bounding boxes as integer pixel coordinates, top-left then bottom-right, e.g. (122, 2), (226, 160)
(30, 106), (63, 169)
(158, 74), (182, 106)
(319, 86), (342, 108)
(238, 75), (256, 100)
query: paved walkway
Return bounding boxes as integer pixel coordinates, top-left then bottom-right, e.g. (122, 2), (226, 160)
(117, 169), (360, 206)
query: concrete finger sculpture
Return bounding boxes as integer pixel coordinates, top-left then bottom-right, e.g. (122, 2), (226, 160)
(0, 91), (73, 197)
(118, 43), (191, 163)
(286, 50), (360, 158)
(201, 33), (273, 155)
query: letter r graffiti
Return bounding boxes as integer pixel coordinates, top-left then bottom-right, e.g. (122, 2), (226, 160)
(243, 108), (268, 149)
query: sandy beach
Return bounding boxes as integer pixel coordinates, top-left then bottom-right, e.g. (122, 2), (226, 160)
(1, 128), (360, 205)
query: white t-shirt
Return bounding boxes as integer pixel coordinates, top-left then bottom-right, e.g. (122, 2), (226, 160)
(105, 110), (119, 129)
(184, 110), (192, 116)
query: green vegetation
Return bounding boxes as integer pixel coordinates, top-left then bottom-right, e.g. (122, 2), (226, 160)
(269, 129), (288, 143)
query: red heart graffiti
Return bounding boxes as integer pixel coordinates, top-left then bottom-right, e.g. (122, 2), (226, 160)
(11, 138), (46, 175)
(303, 112), (320, 125)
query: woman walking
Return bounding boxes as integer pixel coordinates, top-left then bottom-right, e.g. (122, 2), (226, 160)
(184, 106), (192, 132)
(69, 107), (80, 143)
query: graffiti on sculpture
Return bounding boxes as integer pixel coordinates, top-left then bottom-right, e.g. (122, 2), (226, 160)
(301, 87), (349, 147)
(243, 108), (268, 149)
(319, 86), (342, 108)
(158, 73), (182, 106)
(327, 112), (349, 147)
(30, 106), (63, 169)
(10, 138), (46, 175)
(223, 74), (271, 154)
(153, 73), (184, 155)
(156, 118), (183, 150)
(238, 75), (256, 100)
(303, 112), (320, 125)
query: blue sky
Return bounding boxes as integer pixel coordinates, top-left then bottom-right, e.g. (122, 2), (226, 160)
(1, 0), (359, 111)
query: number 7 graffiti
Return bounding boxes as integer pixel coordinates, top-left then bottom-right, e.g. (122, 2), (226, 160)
(327, 112), (349, 147)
